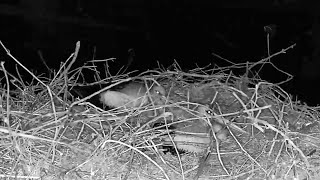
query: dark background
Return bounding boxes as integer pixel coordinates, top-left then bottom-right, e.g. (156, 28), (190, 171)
(0, 0), (318, 105)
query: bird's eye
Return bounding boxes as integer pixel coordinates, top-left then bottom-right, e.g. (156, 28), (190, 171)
(153, 86), (165, 96)
(205, 109), (213, 115)
(155, 89), (161, 95)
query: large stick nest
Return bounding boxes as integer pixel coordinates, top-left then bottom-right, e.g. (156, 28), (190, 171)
(0, 41), (319, 180)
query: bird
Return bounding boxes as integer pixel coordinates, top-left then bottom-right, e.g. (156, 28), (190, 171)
(196, 106), (228, 140)
(99, 82), (166, 109)
(197, 105), (248, 135)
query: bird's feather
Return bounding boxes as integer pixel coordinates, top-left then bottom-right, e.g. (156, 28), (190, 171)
(99, 82), (166, 109)
(100, 90), (148, 108)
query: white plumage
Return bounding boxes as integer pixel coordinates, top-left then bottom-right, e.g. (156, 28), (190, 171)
(99, 82), (165, 109)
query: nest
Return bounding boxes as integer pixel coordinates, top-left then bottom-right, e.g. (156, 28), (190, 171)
(0, 41), (319, 180)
